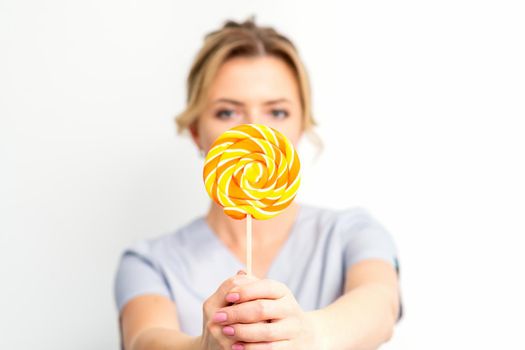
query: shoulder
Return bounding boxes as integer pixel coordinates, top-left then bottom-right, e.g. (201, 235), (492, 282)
(118, 215), (210, 268)
(297, 203), (398, 265)
(114, 215), (211, 311)
(297, 203), (385, 235)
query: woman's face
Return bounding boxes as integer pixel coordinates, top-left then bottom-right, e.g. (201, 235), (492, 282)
(191, 55), (304, 153)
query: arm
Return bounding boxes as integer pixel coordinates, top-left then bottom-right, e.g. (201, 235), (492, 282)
(308, 259), (400, 350)
(120, 295), (200, 350)
(119, 271), (259, 350)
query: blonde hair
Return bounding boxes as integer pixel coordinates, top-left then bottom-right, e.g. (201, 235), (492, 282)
(174, 17), (321, 148)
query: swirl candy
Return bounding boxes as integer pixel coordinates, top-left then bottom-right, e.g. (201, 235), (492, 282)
(203, 123), (301, 220)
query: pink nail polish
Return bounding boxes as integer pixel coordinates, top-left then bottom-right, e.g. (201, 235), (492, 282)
(226, 293), (240, 303)
(232, 344), (244, 350)
(212, 312), (227, 322)
(223, 326), (235, 336)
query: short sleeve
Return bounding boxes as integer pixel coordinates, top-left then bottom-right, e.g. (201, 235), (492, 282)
(338, 207), (399, 271)
(338, 207), (403, 321)
(113, 250), (172, 313)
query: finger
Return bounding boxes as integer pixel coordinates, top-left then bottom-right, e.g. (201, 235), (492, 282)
(214, 299), (290, 324)
(219, 274), (260, 303)
(227, 279), (289, 303)
(219, 274), (258, 296)
(223, 318), (296, 343)
(206, 322), (237, 349)
(204, 274), (259, 313)
(234, 340), (291, 350)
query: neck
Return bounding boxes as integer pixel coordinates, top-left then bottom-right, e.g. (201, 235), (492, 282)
(205, 201), (300, 248)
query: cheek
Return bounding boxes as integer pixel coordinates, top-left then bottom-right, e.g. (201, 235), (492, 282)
(198, 120), (232, 153)
(283, 118), (303, 147)
(202, 133), (221, 153)
(265, 127), (301, 149)
(289, 130), (303, 148)
(197, 120), (216, 152)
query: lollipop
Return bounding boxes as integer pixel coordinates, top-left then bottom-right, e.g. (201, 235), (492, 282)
(203, 123), (301, 274)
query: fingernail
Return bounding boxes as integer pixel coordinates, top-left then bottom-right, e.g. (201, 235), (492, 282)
(212, 312), (227, 322)
(225, 292), (240, 303)
(232, 344), (244, 350)
(222, 326), (235, 336)
(237, 269), (247, 275)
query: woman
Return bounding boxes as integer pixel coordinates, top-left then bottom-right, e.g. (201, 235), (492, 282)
(114, 18), (402, 350)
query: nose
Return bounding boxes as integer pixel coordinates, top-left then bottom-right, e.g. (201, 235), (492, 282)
(243, 107), (262, 125)
(244, 104), (263, 124)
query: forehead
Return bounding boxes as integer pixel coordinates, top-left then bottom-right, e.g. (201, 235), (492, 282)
(207, 56), (300, 102)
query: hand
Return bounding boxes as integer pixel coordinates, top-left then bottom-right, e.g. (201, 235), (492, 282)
(210, 278), (324, 350)
(199, 270), (259, 350)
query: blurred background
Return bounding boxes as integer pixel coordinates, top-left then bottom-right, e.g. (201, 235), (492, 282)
(1, 0), (524, 349)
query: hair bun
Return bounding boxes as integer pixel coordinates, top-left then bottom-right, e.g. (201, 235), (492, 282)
(223, 15), (257, 29)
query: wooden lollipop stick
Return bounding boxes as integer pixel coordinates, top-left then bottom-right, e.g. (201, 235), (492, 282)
(246, 214), (253, 275)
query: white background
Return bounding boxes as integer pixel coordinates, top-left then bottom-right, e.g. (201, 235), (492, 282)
(1, 0), (524, 349)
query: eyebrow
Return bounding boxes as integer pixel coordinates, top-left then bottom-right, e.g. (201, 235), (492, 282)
(213, 98), (291, 106)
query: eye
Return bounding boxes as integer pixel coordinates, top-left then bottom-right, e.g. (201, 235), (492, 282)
(215, 109), (237, 120)
(270, 109), (289, 119)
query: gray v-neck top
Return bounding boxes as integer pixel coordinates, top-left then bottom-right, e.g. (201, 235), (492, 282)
(114, 204), (399, 336)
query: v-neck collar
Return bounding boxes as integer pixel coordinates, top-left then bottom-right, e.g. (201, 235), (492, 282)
(198, 204), (304, 279)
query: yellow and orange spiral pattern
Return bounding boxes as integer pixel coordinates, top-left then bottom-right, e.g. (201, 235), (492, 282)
(203, 124), (301, 220)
